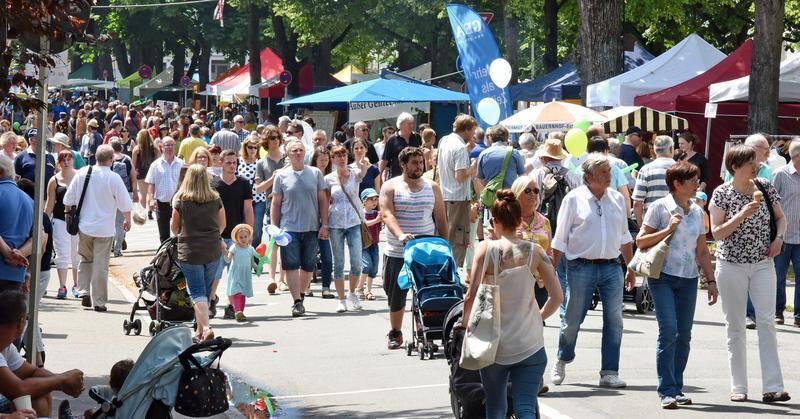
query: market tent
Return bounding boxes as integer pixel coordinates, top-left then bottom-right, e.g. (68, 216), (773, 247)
(278, 76), (469, 105)
(586, 34), (725, 107)
(116, 72), (143, 103)
(499, 101), (606, 133)
(68, 63), (93, 80)
(209, 48), (284, 99)
(134, 67), (198, 97)
(332, 65), (364, 84)
(511, 42), (655, 102)
(601, 106), (688, 133)
(709, 55), (800, 103)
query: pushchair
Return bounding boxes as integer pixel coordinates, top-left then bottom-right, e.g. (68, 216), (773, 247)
(443, 302), (534, 419)
(399, 236), (463, 360)
(123, 237), (196, 336)
(89, 326), (232, 418)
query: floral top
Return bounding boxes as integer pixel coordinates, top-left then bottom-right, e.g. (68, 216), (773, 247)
(642, 194), (705, 278)
(518, 213), (552, 257)
(325, 168), (364, 229)
(237, 158), (265, 203)
(710, 181), (780, 264)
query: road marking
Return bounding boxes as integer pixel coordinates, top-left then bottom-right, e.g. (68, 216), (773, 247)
(539, 402), (572, 419)
(272, 383), (447, 399)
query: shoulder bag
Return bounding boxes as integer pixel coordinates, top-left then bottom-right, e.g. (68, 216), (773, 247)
(460, 242), (502, 370)
(753, 178), (777, 242)
(629, 210), (673, 279)
(65, 166), (93, 236)
(479, 146), (513, 208)
(335, 170), (374, 249)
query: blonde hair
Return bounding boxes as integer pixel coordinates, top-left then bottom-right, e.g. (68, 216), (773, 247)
(173, 164), (220, 204)
(239, 134), (260, 161)
(188, 147), (212, 165)
(452, 114), (478, 134)
(511, 175), (536, 200)
(231, 223), (253, 241)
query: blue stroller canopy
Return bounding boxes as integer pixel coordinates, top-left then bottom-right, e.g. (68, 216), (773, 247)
(397, 236), (460, 290)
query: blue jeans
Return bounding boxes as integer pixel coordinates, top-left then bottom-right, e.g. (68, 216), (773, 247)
(280, 231), (318, 272)
(649, 272), (698, 397)
(557, 259), (624, 375)
(556, 256), (568, 320)
(318, 239), (332, 289)
(480, 348), (547, 419)
(252, 201), (267, 246)
(179, 258), (222, 304)
(329, 224), (362, 280)
(361, 244), (380, 277)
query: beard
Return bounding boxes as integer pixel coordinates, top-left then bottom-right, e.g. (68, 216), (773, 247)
(406, 169), (423, 179)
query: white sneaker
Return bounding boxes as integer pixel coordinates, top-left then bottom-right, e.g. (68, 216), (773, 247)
(551, 361), (566, 385)
(599, 374), (627, 388)
(348, 292), (362, 310)
(336, 299), (347, 313)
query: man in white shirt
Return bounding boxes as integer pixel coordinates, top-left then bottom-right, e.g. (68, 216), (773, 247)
(550, 153), (635, 389)
(436, 114), (477, 266)
(145, 137), (184, 243)
(0, 291), (84, 416)
(64, 145), (133, 312)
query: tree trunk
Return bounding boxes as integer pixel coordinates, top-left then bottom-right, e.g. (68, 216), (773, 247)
(502, 5), (519, 84)
(310, 38), (332, 91)
(198, 43), (211, 90)
(576, 0), (623, 104)
(111, 39), (132, 76)
(543, 0), (560, 73)
(93, 52), (113, 80)
(748, 0), (784, 134)
(247, 2), (262, 87)
(169, 40), (186, 86)
(270, 14), (301, 96)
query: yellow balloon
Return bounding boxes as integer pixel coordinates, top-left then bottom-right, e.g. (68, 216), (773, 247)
(564, 128), (588, 157)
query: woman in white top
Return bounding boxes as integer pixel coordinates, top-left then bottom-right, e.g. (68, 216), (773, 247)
(461, 189), (562, 419)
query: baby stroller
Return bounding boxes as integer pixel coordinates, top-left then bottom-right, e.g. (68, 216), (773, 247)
(399, 236), (463, 360)
(443, 302), (533, 419)
(123, 237), (196, 336)
(89, 326), (232, 418)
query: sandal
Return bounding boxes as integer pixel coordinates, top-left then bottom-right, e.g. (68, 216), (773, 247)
(203, 329), (215, 342)
(366, 292), (375, 301)
(730, 393), (748, 402)
(356, 288), (365, 300)
(762, 392), (791, 403)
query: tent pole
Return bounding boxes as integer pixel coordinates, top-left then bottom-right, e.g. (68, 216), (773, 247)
(704, 117), (712, 158)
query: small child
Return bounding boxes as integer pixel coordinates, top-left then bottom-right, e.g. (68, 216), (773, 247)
(357, 189), (381, 300)
(225, 224), (257, 322)
(63, 359), (134, 419)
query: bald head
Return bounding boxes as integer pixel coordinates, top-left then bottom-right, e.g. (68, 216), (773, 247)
(95, 145), (115, 165)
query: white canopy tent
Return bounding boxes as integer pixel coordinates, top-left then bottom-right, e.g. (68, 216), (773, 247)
(586, 34), (726, 108)
(709, 55), (800, 103)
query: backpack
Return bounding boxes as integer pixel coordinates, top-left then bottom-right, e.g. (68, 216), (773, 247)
(112, 156), (132, 191)
(539, 166), (571, 232)
(479, 146), (513, 208)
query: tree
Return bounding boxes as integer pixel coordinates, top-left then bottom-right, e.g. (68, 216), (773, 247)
(542, 0), (568, 73)
(576, 0), (623, 103)
(749, 0), (784, 134)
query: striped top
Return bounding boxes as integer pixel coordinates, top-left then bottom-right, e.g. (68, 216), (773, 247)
(385, 179), (436, 258)
(773, 163), (800, 244)
(632, 157), (675, 211)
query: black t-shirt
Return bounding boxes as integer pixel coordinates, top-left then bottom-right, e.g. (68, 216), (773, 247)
(619, 143), (644, 170)
(381, 132), (422, 178)
(211, 175), (253, 239)
(687, 152), (709, 185)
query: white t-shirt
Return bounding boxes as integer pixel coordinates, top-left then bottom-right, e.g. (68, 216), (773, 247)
(0, 344), (24, 371)
(437, 133), (471, 201)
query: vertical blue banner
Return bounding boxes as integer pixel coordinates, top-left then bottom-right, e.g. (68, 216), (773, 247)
(447, 4), (513, 129)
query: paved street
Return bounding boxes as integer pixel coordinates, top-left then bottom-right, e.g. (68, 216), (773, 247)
(39, 220), (800, 418)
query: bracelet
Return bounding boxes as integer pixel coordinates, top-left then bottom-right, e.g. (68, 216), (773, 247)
(706, 280), (717, 285)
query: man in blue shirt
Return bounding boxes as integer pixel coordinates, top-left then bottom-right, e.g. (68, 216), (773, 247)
(0, 155), (33, 291)
(476, 125), (526, 189)
(619, 126), (645, 170)
(14, 129), (55, 185)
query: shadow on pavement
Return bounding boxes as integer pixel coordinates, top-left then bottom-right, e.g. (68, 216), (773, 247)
(690, 402), (800, 415)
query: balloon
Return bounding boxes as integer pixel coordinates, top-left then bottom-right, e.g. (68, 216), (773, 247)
(573, 119), (591, 132)
(489, 58), (513, 89)
(266, 225), (283, 237)
(275, 234), (291, 247)
(255, 242), (268, 257)
(564, 128), (588, 158)
(476, 97), (501, 125)
(621, 163), (639, 174)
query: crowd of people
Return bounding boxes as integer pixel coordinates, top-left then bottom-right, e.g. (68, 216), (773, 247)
(0, 92), (799, 417)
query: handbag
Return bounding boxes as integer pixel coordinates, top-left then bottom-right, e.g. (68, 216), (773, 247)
(65, 166), (93, 236)
(460, 242), (502, 370)
(335, 170), (374, 249)
(174, 339), (230, 417)
(479, 146), (513, 208)
(630, 231), (673, 278)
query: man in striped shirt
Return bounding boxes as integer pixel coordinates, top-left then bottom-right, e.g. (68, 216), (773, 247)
(380, 146), (448, 350)
(632, 135), (675, 226)
(210, 119), (242, 153)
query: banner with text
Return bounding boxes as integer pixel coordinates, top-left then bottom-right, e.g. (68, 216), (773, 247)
(446, 4), (512, 129)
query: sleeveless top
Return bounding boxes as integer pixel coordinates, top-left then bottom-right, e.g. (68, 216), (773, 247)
(483, 240), (544, 365)
(135, 153), (152, 180)
(385, 179), (436, 258)
(53, 183), (68, 221)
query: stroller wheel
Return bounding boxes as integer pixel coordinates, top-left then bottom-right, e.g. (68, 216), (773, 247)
(418, 343), (425, 360)
(431, 343), (439, 355)
(123, 320), (131, 335)
(149, 321), (157, 336)
(133, 319), (142, 335)
(406, 341), (413, 356)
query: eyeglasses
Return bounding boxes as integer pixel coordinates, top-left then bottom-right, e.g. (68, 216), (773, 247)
(524, 187), (540, 195)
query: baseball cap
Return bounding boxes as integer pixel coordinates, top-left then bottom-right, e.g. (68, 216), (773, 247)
(24, 128), (37, 139)
(625, 126), (642, 136)
(695, 191), (708, 202)
(360, 188), (378, 201)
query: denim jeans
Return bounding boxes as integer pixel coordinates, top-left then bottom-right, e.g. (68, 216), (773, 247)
(774, 243), (800, 319)
(329, 224), (362, 280)
(361, 244), (380, 278)
(214, 238), (233, 280)
(480, 348), (547, 419)
(649, 272), (698, 397)
(556, 257), (568, 319)
(252, 201), (267, 246)
(557, 259), (624, 375)
(318, 239), (332, 289)
(179, 258), (222, 304)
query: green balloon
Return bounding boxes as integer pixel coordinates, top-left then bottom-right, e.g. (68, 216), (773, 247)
(564, 128), (588, 157)
(574, 119), (591, 132)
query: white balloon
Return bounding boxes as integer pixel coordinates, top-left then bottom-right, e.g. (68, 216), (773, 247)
(477, 97), (501, 125)
(489, 58), (512, 89)
(267, 225), (282, 237)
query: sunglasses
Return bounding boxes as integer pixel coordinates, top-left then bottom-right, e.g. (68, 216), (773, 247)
(247, 146), (259, 150)
(269, 135), (281, 140)
(524, 187), (540, 195)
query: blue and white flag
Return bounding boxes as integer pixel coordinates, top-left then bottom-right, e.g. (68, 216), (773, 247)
(447, 4), (513, 129)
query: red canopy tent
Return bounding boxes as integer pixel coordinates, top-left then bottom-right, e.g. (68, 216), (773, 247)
(635, 39), (800, 192)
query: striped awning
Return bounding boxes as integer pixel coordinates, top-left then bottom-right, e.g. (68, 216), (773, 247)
(601, 106), (688, 133)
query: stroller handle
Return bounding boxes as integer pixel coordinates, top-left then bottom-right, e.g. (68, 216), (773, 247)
(178, 337), (233, 370)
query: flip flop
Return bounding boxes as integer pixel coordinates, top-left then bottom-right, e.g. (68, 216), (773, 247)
(763, 392), (791, 403)
(730, 393), (747, 402)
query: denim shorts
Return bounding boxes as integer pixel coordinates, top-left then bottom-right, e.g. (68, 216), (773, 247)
(280, 231), (319, 272)
(179, 258), (222, 304)
(361, 244), (380, 277)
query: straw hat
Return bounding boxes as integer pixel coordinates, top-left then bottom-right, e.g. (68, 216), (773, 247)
(48, 133), (70, 148)
(231, 224), (254, 241)
(87, 119), (99, 128)
(535, 138), (568, 160)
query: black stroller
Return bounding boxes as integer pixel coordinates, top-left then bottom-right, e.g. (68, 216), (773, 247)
(123, 237), (196, 336)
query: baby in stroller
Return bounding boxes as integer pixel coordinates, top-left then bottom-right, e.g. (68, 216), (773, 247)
(57, 360), (133, 419)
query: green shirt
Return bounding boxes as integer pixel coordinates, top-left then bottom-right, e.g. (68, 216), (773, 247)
(71, 150), (86, 169)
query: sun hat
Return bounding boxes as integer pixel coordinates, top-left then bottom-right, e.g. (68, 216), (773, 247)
(48, 133), (70, 148)
(230, 224), (254, 241)
(87, 119), (99, 128)
(534, 138), (569, 160)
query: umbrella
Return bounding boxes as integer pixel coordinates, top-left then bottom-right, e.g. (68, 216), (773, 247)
(499, 101), (606, 133)
(601, 106), (688, 134)
(278, 77), (469, 105)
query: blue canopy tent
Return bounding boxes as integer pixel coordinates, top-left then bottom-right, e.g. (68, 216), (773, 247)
(510, 42), (656, 102)
(278, 76), (470, 105)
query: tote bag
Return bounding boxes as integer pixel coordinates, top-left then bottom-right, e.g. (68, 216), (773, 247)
(460, 243), (502, 370)
(629, 233), (672, 278)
